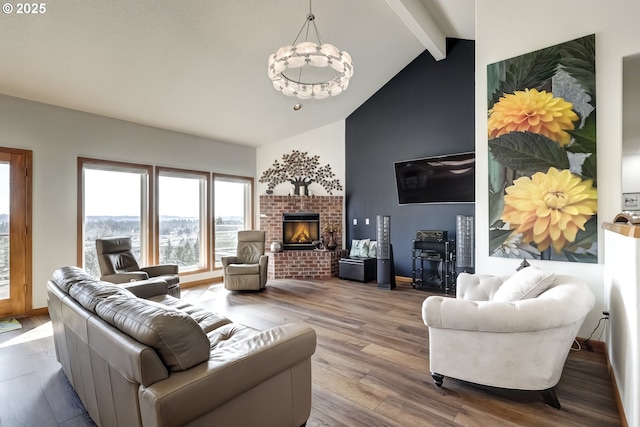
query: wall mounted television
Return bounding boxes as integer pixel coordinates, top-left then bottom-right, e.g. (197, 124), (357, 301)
(394, 152), (475, 204)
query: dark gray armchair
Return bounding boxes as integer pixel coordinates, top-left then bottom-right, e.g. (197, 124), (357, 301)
(95, 236), (181, 297)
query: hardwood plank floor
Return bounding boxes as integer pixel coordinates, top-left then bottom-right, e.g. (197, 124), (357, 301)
(0, 278), (621, 427)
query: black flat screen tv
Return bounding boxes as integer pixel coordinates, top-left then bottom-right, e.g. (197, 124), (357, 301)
(394, 152), (475, 204)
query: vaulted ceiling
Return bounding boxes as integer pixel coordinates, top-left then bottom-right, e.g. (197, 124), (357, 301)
(0, 0), (474, 147)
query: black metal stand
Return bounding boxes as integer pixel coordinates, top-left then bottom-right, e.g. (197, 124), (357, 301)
(411, 239), (456, 294)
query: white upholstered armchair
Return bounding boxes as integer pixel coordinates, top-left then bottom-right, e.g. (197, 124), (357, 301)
(422, 268), (595, 408)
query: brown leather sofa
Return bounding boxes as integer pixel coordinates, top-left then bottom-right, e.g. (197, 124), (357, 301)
(47, 266), (316, 427)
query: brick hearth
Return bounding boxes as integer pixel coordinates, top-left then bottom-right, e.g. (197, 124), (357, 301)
(267, 250), (344, 279)
(260, 195), (343, 279)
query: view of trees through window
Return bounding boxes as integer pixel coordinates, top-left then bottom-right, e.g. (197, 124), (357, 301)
(80, 161), (253, 276)
(83, 167), (145, 278)
(158, 172), (206, 271)
(214, 177), (251, 267)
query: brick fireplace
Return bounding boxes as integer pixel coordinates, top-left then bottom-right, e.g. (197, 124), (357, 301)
(259, 195), (343, 279)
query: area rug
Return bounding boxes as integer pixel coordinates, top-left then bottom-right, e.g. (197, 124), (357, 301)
(0, 318), (22, 334)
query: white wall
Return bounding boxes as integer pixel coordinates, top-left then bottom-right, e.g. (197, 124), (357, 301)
(622, 53), (640, 194)
(476, 2), (640, 424)
(0, 94), (256, 310)
(255, 120), (346, 234)
(256, 120), (346, 197)
(622, 154), (640, 193)
(603, 229), (639, 427)
(476, 0), (640, 333)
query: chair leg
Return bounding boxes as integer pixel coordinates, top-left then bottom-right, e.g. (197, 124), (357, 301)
(541, 387), (561, 409)
(431, 372), (444, 387)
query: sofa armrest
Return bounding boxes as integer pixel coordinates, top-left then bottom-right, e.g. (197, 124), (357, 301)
(122, 278), (169, 299)
(422, 281), (595, 333)
(101, 272), (149, 284)
(141, 264), (178, 276)
(138, 323), (316, 427)
(220, 256), (239, 269)
(259, 254), (268, 268)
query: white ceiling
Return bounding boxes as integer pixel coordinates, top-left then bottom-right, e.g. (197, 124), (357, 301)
(0, 0), (474, 147)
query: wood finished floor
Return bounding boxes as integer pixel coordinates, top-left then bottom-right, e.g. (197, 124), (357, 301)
(0, 278), (621, 427)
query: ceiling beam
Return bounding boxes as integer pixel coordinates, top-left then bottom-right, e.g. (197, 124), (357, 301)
(385, 0), (446, 61)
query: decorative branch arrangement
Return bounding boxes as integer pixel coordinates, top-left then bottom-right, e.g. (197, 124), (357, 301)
(259, 150), (343, 195)
(321, 222), (341, 234)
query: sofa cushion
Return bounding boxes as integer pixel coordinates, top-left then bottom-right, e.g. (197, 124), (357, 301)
(226, 263), (260, 275)
(69, 279), (136, 312)
(156, 295), (232, 333)
(52, 266), (98, 294)
(492, 266), (555, 302)
(95, 296), (210, 371)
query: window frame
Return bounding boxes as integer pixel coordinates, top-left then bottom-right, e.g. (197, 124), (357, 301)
(155, 166), (210, 275)
(77, 158), (153, 269)
(77, 158), (255, 277)
(213, 173), (254, 270)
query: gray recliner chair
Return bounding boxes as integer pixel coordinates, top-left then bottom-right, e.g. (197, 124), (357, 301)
(221, 230), (268, 291)
(95, 236), (181, 297)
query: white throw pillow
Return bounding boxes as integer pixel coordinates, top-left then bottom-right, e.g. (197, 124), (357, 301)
(492, 267), (555, 302)
(349, 239), (370, 257)
(367, 241), (377, 258)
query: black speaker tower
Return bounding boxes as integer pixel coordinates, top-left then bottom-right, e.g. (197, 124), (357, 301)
(376, 215), (396, 290)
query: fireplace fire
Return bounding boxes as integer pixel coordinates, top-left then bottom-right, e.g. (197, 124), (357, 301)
(282, 213), (320, 250)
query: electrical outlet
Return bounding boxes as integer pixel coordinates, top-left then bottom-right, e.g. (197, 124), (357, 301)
(603, 310), (610, 318)
(365, 218), (369, 225)
(353, 218), (357, 226)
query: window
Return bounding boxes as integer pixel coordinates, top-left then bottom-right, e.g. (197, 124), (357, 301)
(214, 175), (253, 268)
(78, 158), (253, 277)
(79, 159), (151, 278)
(157, 168), (209, 273)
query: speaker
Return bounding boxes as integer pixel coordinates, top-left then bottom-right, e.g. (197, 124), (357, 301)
(376, 215), (396, 290)
(456, 215), (474, 272)
(376, 215), (391, 260)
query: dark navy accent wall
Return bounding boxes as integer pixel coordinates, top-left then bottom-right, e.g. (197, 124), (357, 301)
(345, 39), (475, 278)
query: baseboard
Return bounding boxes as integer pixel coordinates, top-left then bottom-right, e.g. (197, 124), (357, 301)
(181, 276), (223, 289)
(602, 341), (629, 427)
(29, 307), (49, 317)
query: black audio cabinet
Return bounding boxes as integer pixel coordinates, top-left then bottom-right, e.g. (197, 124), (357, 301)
(411, 239), (455, 294)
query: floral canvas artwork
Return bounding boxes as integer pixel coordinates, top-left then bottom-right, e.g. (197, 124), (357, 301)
(487, 35), (597, 263)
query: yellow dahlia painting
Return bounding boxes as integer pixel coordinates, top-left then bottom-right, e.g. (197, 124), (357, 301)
(488, 34), (597, 263)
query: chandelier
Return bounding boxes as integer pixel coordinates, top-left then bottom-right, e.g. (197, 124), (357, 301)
(267, 1), (353, 100)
